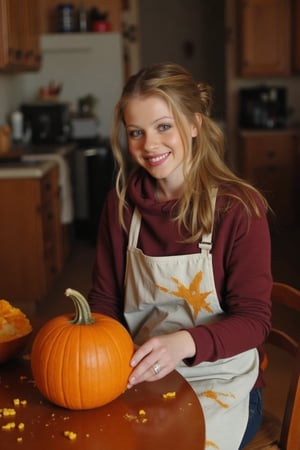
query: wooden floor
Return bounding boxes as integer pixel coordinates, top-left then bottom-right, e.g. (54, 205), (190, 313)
(32, 225), (300, 422)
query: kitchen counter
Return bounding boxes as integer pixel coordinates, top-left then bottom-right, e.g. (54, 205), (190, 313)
(0, 159), (57, 179)
(0, 143), (76, 179)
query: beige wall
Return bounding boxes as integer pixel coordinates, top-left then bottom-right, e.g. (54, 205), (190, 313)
(0, 74), (25, 127)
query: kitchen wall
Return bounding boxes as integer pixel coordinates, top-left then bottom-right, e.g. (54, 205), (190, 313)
(19, 33), (123, 138)
(139, 0), (226, 120)
(0, 75), (23, 126)
(0, 33), (123, 139)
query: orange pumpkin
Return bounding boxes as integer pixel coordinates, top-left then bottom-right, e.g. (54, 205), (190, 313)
(31, 288), (134, 410)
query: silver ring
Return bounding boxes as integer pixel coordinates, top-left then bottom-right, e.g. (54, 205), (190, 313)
(153, 363), (161, 375)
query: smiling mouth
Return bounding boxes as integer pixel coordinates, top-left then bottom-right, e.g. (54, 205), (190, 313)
(147, 152), (170, 165)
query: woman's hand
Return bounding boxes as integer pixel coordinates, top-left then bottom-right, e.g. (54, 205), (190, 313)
(127, 330), (196, 388)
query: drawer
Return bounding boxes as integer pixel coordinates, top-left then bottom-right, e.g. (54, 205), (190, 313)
(245, 146), (295, 168)
(242, 134), (295, 169)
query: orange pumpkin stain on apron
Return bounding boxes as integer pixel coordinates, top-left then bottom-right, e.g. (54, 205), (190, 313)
(206, 441), (220, 449)
(201, 390), (236, 408)
(156, 271), (212, 318)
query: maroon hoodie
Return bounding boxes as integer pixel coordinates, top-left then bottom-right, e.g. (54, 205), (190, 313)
(88, 169), (272, 387)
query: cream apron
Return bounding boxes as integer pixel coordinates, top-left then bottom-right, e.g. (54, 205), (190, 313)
(124, 205), (259, 450)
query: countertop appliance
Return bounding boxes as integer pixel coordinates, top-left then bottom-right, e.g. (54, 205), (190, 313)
(239, 86), (287, 129)
(70, 116), (100, 141)
(21, 102), (71, 144)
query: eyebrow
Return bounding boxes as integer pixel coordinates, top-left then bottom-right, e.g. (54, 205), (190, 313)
(126, 115), (174, 128)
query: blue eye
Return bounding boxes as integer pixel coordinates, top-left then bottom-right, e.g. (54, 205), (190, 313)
(158, 123), (171, 131)
(128, 129), (143, 138)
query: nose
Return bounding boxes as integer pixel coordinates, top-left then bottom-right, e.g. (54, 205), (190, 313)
(144, 133), (158, 151)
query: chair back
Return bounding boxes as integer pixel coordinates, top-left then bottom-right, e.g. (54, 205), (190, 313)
(269, 282), (300, 450)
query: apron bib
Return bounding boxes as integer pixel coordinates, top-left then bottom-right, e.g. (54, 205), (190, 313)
(124, 205), (259, 450)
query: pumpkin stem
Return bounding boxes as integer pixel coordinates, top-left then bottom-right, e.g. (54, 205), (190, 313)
(65, 288), (95, 325)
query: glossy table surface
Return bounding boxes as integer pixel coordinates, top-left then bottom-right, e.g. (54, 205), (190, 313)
(0, 357), (205, 450)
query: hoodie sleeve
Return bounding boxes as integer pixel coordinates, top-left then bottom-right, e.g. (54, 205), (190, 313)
(186, 195), (272, 365)
(88, 190), (129, 328)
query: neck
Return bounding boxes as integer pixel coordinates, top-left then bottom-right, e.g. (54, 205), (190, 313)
(155, 181), (183, 202)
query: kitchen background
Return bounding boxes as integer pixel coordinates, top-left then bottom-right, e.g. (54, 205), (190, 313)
(0, 0), (300, 313)
(1, 1), (300, 163)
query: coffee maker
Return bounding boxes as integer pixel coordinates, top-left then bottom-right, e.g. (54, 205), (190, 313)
(21, 102), (71, 145)
(239, 86), (287, 129)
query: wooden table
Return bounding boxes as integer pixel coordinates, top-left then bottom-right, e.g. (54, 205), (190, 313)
(0, 357), (205, 450)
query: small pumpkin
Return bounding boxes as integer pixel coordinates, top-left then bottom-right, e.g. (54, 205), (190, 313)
(31, 288), (134, 410)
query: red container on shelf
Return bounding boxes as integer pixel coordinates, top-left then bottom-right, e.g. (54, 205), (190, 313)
(92, 20), (111, 32)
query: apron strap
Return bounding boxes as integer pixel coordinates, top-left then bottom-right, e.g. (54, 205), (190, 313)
(129, 188), (218, 252)
(128, 207), (142, 248)
(198, 187), (218, 254)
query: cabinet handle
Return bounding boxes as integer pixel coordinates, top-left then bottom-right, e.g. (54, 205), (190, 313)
(47, 212), (54, 220)
(45, 183), (52, 191)
(15, 49), (23, 60)
(266, 150), (276, 158)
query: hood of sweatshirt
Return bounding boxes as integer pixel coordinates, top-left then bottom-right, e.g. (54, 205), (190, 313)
(127, 168), (178, 218)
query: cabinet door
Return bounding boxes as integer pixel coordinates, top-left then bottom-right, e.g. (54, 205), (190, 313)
(0, 0), (41, 71)
(293, 0), (300, 72)
(40, 166), (63, 288)
(0, 177), (45, 308)
(241, 133), (296, 227)
(22, 0), (42, 70)
(239, 0), (291, 76)
(0, 167), (63, 311)
(0, 0), (22, 69)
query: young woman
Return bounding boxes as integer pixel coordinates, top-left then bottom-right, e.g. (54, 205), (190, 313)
(88, 62), (272, 449)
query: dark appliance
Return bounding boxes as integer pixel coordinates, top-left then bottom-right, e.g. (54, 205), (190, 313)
(21, 102), (71, 144)
(73, 138), (115, 243)
(239, 86), (287, 129)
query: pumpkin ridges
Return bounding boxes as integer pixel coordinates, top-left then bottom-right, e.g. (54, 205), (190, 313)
(31, 290), (134, 410)
(31, 324), (70, 406)
(33, 317), (134, 409)
(97, 323), (133, 397)
(61, 326), (84, 408)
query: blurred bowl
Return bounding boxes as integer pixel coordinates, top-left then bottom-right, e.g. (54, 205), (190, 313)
(0, 332), (31, 364)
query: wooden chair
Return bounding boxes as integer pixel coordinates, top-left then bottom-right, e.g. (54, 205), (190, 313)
(245, 282), (300, 450)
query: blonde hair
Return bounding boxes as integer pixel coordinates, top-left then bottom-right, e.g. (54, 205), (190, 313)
(111, 62), (268, 242)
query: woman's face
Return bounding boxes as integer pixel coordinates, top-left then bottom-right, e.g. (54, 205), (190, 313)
(124, 95), (197, 186)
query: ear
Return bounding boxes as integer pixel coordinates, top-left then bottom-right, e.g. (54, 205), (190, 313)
(191, 113), (202, 137)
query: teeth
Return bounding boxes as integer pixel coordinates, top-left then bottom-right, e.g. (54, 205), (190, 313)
(149, 153), (168, 163)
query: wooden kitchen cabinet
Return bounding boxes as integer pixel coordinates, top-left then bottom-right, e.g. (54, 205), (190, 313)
(238, 0), (291, 76)
(0, 0), (41, 71)
(240, 131), (297, 227)
(293, 0), (300, 72)
(0, 165), (63, 313)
